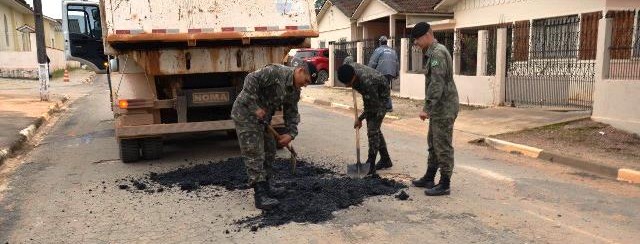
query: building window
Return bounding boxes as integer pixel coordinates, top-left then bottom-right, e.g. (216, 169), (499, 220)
(512, 20), (530, 61)
(319, 41), (326, 48)
(531, 15), (580, 59)
(633, 11), (640, 57)
(456, 29), (478, 76)
(610, 10), (636, 59)
(22, 33), (31, 51)
(579, 12), (601, 60)
(3, 14), (9, 46)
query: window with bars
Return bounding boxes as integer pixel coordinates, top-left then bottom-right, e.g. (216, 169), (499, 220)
(607, 10), (640, 80)
(610, 11), (635, 59)
(456, 30), (478, 76)
(531, 15), (580, 59)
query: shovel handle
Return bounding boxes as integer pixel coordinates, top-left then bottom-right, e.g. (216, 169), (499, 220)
(352, 90), (361, 163)
(266, 124), (294, 153)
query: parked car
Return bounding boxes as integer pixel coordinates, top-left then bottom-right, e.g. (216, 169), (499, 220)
(289, 48), (329, 84)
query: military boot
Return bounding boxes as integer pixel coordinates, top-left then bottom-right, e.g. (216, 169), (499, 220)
(266, 178), (287, 198)
(425, 175), (450, 196)
(375, 148), (393, 170)
(254, 181), (279, 210)
(365, 156), (377, 176)
(412, 166), (437, 188)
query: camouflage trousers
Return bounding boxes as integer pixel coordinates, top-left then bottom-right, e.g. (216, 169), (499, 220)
(427, 117), (456, 178)
(365, 112), (389, 160)
(233, 120), (276, 186)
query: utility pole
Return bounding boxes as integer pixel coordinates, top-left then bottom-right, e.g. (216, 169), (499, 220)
(34, 0), (49, 101)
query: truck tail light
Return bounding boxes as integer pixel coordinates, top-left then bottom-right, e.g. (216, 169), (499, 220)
(118, 99), (154, 109)
(118, 100), (129, 109)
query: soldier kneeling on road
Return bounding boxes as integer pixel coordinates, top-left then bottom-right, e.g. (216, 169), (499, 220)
(337, 58), (393, 176)
(231, 62), (317, 210)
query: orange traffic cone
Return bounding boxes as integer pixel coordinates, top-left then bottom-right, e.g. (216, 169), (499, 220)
(63, 69), (70, 82)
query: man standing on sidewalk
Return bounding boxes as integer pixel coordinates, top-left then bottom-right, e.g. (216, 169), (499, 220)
(367, 36), (399, 112)
(410, 22), (460, 196)
(337, 58), (393, 173)
(231, 62), (317, 209)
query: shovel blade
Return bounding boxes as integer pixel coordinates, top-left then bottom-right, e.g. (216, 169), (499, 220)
(346, 162), (372, 178)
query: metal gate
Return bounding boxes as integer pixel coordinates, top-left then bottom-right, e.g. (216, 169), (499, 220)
(505, 14), (599, 109)
(332, 41), (358, 87)
(362, 39), (378, 66)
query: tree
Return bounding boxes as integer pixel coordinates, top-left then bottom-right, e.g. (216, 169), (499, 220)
(315, 0), (326, 11)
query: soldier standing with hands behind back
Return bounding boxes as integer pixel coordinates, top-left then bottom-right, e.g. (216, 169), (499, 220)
(410, 22), (460, 196)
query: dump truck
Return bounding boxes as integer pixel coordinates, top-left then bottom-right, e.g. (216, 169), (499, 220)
(62, 0), (318, 162)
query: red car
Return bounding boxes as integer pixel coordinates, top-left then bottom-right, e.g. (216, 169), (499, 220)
(289, 48), (329, 84)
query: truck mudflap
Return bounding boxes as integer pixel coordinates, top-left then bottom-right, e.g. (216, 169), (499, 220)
(116, 116), (285, 139)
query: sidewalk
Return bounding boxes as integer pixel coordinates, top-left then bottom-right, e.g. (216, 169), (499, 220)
(299, 85), (640, 184)
(301, 85), (590, 137)
(0, 69), (95, 164)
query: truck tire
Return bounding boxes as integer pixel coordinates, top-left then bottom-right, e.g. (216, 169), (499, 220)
(120, 139), (140, 163)
(141, 137), (163, 160)
(316, 70), (328, 84)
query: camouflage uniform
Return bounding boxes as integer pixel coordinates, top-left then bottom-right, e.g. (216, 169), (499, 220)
(231, 64), (301, 186)
(424, 41), (459, 178)
(345, 59), (391, 164)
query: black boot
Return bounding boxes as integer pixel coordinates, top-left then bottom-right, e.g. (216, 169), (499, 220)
(412, 166), (437, 188)
(267, 178), (286, 198)
(365, 157), (377, 176)
(425, 175), (450, 196)
(254, 182), (279, 210)
(375, 157), (393, 170)
(375, 148), (393, 170)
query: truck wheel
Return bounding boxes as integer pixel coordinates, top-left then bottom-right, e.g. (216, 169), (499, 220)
(316, 70), (328, 84)
(120, 139), (140, 163)
(141, 137), (163, 160)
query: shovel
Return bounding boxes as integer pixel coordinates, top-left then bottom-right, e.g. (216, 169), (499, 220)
(346, 89), (370, 178)
(265, 124), (298, 175)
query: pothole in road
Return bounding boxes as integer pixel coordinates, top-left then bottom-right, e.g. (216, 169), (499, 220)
(116, 157), (406, 231)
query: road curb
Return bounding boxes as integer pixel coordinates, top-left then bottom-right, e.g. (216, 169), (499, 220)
(0, 97), (68, 166)
(302, 97), (400, 120)
(481, 137), (640, 184)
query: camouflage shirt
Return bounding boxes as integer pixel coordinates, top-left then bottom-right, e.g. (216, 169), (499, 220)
(424, 42), (459, 119)
(345, 58), (390, 120)
(232, 64), (301, 138)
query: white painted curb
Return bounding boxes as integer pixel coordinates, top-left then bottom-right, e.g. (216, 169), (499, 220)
(483, 137), (543, 158)
(618, 169), (640, 184)
(0, 99), (66, 165)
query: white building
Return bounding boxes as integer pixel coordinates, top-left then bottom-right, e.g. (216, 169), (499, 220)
(313, 0), (452, 48)
(414, 0), (640, 133)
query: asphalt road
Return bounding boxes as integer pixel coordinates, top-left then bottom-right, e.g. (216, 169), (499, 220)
(0, 76), (638, 243)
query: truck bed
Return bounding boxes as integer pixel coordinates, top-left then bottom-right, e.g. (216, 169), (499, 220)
(101, 0), (318, 44)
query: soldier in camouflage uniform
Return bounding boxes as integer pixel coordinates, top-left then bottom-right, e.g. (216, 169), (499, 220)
(337, 58), (393, 175)
(410, 22), (460, 196)
(231, 62), (317, 209)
